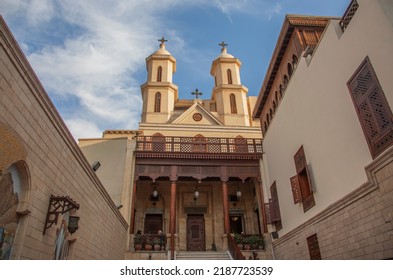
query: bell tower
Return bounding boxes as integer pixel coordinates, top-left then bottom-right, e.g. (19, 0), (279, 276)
(210, 42), (250, 126)
(140, 37), (178, 123)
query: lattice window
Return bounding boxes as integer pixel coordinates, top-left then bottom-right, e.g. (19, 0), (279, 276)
(230, 94), (237, 114)
(292, 146), (315, 212)
(307, 234), (322, 260)
(340, 0), (359, 32)
(154, 92), (161, 112)
(152, 133), (165, 152)
(265, 182), (282, 230)
(348, 57), (393, 158)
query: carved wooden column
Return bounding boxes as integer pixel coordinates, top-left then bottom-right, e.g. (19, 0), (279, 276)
(170, 180), (177, 260)
(169, 165), (178, 260)
(130, 180), (137, 234)
(221, 180), (230, 234)
(257, 178), (268, 233)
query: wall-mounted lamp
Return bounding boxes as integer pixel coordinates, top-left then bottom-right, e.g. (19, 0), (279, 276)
(152, 182), (158, 198)
(194, 187), (199, 201)
(68, 215), (80, 234)
(92, 161), (101, 172)
(43, 195), (80, 235)
(236, 186), (242, 200)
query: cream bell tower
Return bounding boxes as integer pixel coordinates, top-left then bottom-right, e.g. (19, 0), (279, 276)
(140, 37), (178, 123)
(210, 42), (250, 126)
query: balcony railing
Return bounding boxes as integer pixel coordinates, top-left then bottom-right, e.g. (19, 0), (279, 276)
(135, 136), (262, 159)
(339, 0), (359, 31)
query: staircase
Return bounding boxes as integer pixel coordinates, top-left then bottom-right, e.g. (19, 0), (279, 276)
(175, 251), (232, 260)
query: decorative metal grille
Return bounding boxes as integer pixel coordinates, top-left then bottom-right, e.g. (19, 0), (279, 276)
(339, 0), (359, 31)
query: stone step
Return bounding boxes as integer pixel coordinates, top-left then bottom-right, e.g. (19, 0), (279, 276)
(176, 251), (231, 260)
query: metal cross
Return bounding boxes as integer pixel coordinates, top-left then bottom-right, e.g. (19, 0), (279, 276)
(158, 36), (168, 45)
(218, 41), (228, 48)
(191, 88), (203, 99)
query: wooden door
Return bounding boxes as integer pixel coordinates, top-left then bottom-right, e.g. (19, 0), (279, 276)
(186, 215), (205, 251)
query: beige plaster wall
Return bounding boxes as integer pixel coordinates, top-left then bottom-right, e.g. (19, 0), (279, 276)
(262, 0), (393, 236)
(0, 18), (128, 259)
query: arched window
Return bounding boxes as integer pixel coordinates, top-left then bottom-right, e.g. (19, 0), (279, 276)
(154, 92), (161, 112)
(266, 113), (270, 125)
(227, 69), (233, 84)
(292, 54), (298, 68)
(192, 134), (207, 152)
(275, 91), (279, 103)
(288, 63), (293, 78)
(234, 135), (247, 153)
(264, 121), (267, 132)
(152, 133), (165, 152)
(273, 100), (277, 112)
(279, 85), (284, 98)
(283, 75), (289, 87)
(157, 66), (162, 82)
(230, 94), (237, 114)
(269, 108), (273, 120)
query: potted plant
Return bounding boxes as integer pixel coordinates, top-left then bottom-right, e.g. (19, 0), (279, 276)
(153, 238), (161, 251)
(249, 235), (259, 250)
(134, 234), (143, 251)
(144, 236), (153, 251)
(243, 236), (251, 250)
(234, 233), (243, 250)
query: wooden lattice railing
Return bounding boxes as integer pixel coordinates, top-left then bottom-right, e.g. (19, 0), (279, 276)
(135, 135), (262, 155)
(339, 0), (359, 31)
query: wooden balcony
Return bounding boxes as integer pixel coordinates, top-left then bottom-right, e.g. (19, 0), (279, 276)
(135, 135), (263, 160)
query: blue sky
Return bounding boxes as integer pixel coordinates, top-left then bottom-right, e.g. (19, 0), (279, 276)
(0, 0), (349, 140)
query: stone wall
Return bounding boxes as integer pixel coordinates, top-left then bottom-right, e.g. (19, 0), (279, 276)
(0, 17), (128, 259)
(272, 147), (393, 259)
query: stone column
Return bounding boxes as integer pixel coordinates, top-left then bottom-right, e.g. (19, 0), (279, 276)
(257, 179), (268, 233)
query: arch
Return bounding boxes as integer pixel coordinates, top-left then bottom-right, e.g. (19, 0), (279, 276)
(287, 63), (293, 78)
(154, 92), (161, 113)
(269, 108), (273, 120)
(264, 121), (267, 132)
(157, 66), (162, 82)
(292, 54), (298, 68)
(279, 85), (284, 98)
(1, 160), (31, 260)
(283, 75), (289, 87)
(273, 100), (277, 112)
(275, 91), (279, 103)
(230, 94), (237, 114)
(234, 135), (248, 153)
(266, 113), (270, 125)
(152, 133), (165, 152)
(227, 69), (233, 84)
(192, 134), (207, 152)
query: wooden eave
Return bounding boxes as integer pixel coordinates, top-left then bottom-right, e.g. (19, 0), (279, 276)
(252, 15), (335, 119)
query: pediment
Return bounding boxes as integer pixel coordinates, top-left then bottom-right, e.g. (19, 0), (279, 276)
(172, 102), (223, 126)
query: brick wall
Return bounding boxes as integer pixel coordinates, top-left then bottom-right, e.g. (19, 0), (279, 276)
(272, 147), (393, 259)
(0, 17), (128, 259)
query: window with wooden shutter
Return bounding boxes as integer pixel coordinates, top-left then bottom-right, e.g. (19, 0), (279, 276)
(154, 92), (161, 112)
(157, 66), (162, 82)
(347, 57), (393, 158)
(307, 234), (322, 260)
(293, 146), (315, 212)
(230, 94), (237, 114)
(290, 175), (302, 204)
(264, 182), (282, 231)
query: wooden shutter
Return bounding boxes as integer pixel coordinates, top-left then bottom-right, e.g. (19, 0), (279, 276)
(270, 182), (281, 224)
(307, 234), (322, 260)
(294, 146), (315, 212)
(347, 57), (393, 158)
(290, 175), (302, 204)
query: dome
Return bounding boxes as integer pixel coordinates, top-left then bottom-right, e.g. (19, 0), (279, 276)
(153, 43), (171, 55)
(217, 47), (234, 59)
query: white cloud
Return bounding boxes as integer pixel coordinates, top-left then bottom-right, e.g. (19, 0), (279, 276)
(1, 0), (270, 140)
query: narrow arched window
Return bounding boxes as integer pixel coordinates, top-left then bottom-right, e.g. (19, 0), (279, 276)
(292, 54), (298, 68)
(227, 69), (233, 84)
(157, 66), (162, 82)
(154, 92), (161, 112)
(230, 94), (237, 114)
(288, 63), (293, 78)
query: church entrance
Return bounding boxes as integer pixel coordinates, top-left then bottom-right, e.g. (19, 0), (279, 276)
(186, 214), (205, 251)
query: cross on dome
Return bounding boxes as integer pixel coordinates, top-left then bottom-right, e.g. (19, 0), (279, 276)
(191, 88), (203, 99)
(158, 36), (168, 47)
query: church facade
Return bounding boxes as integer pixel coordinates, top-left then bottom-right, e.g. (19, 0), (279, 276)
(80, 41), (268, 259)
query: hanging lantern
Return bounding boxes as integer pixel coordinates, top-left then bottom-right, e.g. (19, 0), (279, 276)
(68, 215), (80, 234)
